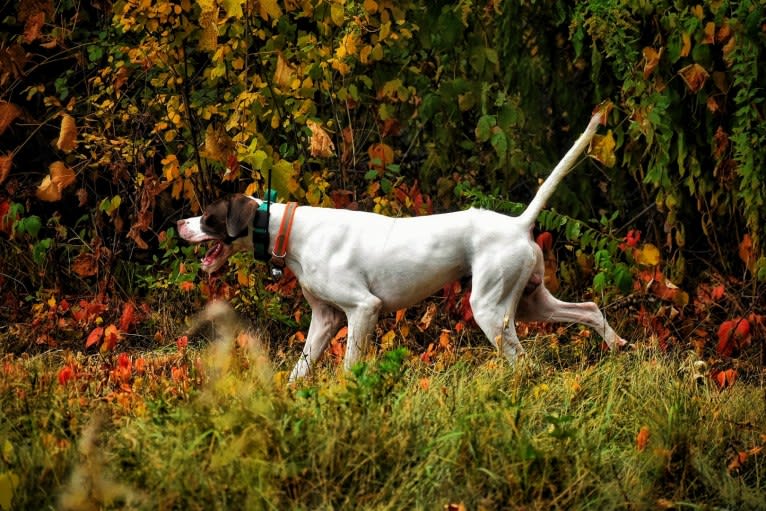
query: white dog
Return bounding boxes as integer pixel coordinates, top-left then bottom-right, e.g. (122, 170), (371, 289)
(178, 112), (626, 381)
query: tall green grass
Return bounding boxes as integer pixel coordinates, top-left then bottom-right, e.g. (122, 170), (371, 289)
(2, 340), (764, 510)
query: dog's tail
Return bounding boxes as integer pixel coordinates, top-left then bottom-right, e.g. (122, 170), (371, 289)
(518, 112), (603, 228)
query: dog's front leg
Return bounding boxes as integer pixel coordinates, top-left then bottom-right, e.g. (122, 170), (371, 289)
(289, 290), (345, 382)
(342, 295), (382, 372)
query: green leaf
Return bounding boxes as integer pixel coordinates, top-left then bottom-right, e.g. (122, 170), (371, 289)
(17, 215), (42, 238)
(475, 115), (496, 143)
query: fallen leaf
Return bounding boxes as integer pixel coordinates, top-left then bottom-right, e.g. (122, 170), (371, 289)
(418, 303), (438, 331)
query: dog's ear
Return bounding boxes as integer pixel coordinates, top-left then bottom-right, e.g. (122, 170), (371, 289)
(226, 194), (259, 238)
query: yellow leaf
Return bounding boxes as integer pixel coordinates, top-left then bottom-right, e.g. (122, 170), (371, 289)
(642, 47), (662, 79)
(703, 22), (716, 44)
(307, 120), (335, 158)
(0, 471), (20, 511)
(381, 329), (396, 350)
(336, 32), (358, 58)
(56, 114), (77, 152)
(680, 32), (692, 58)
(274, 52), (296, 89)
(330, 4), (344, 26)
(258, 0), (282, 21)
(221, 0), (244, 18)
(636, 243), (661, 266)
(588, 130), (616, 167)
(360, 45), (372, 64)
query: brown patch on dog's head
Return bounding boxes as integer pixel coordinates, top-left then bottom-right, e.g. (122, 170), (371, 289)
(225, 194), (259, 239)
(200, 194), (258, 240)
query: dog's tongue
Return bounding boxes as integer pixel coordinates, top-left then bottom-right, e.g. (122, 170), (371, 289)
(202, 241), (223, 267)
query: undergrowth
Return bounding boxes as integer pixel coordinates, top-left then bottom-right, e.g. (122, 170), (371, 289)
(1, 333), (764, 510)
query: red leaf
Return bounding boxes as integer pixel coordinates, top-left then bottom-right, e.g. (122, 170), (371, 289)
(535, 231), (553, 251)
(86, 326), (104, 348)
(714, 368), (737, 389)
(717, 318), (751, 357)
(58, 365), (75, 385)
(117, 352), (131, 370)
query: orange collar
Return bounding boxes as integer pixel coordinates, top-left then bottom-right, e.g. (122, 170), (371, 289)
(271, 202), (298, 266)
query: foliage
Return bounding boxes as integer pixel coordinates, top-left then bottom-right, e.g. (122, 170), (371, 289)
(1, 341), (765, 509)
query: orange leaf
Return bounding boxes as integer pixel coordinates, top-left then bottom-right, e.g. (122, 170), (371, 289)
(0, 102), (22, 136)
(642, 47), (662, 79)
(678, 63), (709, 93)
(307, 120), (335, 158)
(0, 153), (12, 185)
(101, 324), (121, 352)
(72, 252), (98, 277)
(24, 11), (45, 43)
(56, 114), (77, 152)
(36, 175), (61, 202)
(85, 326), (104, 348)
(439, 330), (452, 350)
(636, 425), (650, 452)
(395, 309), (406, 324)
(367, 142), (394, 173)
(738, 234), (756, 273)
(50, 161), (76, 190)
(118, 302), (137, 333)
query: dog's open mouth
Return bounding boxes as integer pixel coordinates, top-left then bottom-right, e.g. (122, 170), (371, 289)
(202, 241), (224, 267)
(199, 240), (231, 273)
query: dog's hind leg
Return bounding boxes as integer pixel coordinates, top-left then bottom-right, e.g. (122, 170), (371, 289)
(342, 295), (382, 372)
(516, 285), (627, 350)
(469, 260), (528, 362)
(289, 290), (345, 382)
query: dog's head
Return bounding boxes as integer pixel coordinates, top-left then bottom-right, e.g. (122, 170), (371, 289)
(177, 194), (260, 273)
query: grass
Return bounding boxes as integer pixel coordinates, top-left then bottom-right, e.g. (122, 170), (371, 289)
(1, 331), (765, 510)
